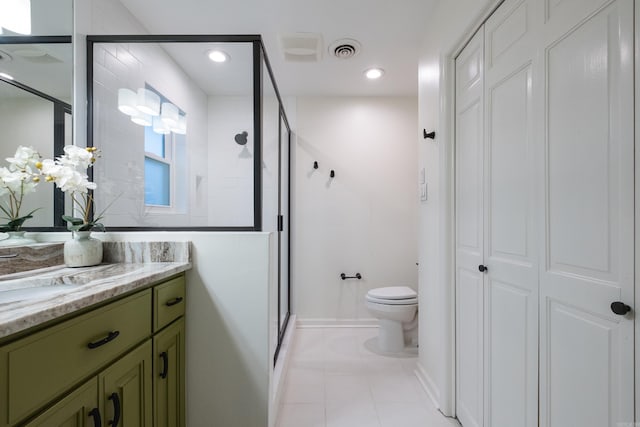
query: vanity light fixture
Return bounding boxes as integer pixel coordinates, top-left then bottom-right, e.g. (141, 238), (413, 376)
(0, 0), (31, 35)
(136, 88), (161, 116)
(117, 86), (187, 135)
(130, 110), (152, 127)
(364, 67), (384, 80)
(117, 88), (138, 116)
(170, 115), (187, 135)
(208, 50), (229, 63)
(0, 72), (14, 80)
(160, 102), (179, 127)
(152, 116), (171, 135)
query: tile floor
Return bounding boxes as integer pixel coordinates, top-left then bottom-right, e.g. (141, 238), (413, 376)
(276, 327), (461, 427)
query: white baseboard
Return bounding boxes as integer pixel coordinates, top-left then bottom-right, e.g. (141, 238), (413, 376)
(415, 362), (441, 410)
(269, 315), (297, 427)
(295, 318), (379, 328)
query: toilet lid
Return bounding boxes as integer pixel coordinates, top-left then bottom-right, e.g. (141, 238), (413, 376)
(367, 286), (417, 300)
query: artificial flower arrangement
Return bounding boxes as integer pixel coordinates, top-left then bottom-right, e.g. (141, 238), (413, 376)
(0, 145), (104, 233)
(41, 145), (105, 232)
(0, 146), (43, 232)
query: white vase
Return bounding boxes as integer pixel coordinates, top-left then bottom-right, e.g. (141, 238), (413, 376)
(0, 231), (37, 247)
(64, 231), (103, 267)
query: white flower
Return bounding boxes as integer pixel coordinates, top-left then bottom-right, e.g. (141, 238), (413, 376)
(58, 146), (93, 169)
(48, 165), (96, 194)
(6, 145), (40, 172)
(0, 167), (29, 194)
(40, 159), (60, 176)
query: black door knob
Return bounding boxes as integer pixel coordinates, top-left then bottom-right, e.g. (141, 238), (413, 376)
(478, 265), (487, 273)
(611, 301), (631, 315)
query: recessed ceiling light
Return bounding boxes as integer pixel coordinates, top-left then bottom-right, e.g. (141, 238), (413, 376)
(0, 72), (14, 80)
(365, 68), (384, 80)
(208, 50), (230, 63)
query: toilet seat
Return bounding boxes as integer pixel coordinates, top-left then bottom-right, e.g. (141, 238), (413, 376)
(366, 295), (418, 305)
(366, 286), (418, 305)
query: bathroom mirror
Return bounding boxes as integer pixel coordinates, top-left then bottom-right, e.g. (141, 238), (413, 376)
(89, 37), (262, 229)
(0, 0), (73, 231)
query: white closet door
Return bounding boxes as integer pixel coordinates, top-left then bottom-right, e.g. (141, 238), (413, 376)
(538, 0), (635, 426)
(455, 28), (485, 427)
(483, 1), (539, 426)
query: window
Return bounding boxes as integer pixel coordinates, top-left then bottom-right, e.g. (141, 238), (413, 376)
(144, 124), (172, 206)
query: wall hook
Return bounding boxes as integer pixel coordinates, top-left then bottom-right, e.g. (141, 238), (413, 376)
(313, 161), (319, 169)
(423, 130), (436, 139)
(330, 170), (335, 178)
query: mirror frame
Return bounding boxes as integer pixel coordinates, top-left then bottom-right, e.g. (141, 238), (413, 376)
(0, 35), (73, 231)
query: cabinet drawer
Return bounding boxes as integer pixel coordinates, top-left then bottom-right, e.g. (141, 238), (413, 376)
(154, 275), (185, 331)
(0, 289), (151, 426)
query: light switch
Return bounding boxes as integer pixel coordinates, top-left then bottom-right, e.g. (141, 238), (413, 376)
(419, 168), (425, 184)
(420, 183), (428, 201)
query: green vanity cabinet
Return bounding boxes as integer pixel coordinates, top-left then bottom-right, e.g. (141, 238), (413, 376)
(0, 272), (186, 427)
(22, 379), (99, 427)
(99, 340), (153, 427)
(154, 318), (185, 427)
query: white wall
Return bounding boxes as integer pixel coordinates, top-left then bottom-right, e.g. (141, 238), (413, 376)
(416, 0), (494, 415)
(293, 96), (419, 324)
(207, 96), (255, 226)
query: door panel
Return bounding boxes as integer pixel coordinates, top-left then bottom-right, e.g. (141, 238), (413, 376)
(457, 270), (484, 427)
(539, 0), (634, 425)
(155, 319), (185, 427)
(23, 379), (98, 427)
(545, 0), (611, 25)
(99, 341), (152, 427)
(488, 281), (531, 427)
(484, 1), (539, 426)
(487, 67), (531, 260)
(486, 0), (531, 70)
(547, 300), (620, 427)
(455, 27), (484, 427)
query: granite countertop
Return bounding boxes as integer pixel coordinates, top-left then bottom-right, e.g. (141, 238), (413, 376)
(0, 241), (191, 340)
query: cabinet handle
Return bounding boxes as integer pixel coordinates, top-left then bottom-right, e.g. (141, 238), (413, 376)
(109, 392), (121, 427)
(165, 297), (184, 307)
(88, 408), (102, 427)
(87, 331), (120, 349)
(160, 351), (169, 379)
(478, 265), (488, 273)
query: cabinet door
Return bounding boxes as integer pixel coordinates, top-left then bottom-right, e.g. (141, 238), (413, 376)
(99, 340), (152, 427)
(154, 318), (185, 427)
(23, 378), (100, 427)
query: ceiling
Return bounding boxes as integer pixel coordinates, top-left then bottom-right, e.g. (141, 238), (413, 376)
(119, 0), (437, 97)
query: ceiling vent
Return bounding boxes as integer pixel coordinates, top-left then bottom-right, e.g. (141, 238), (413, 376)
(329, 39), (361, 59)
(279, 33), (323, 62)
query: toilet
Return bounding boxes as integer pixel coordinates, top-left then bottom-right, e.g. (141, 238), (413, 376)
(366, 286), (418, 353)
